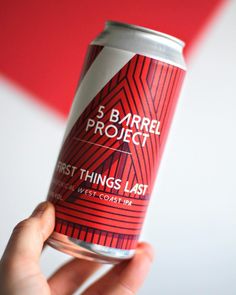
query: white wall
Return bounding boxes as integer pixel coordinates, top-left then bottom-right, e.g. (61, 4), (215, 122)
(0, 1), (235, 294)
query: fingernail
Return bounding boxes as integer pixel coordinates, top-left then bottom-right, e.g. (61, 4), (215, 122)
(31, 201), (49, 217)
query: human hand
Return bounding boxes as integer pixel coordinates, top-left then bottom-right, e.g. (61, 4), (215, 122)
(0, 201), (154, 295)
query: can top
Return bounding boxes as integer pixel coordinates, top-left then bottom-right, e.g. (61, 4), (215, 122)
(92, 21), (186, 70)
(107, 21), (185, 47)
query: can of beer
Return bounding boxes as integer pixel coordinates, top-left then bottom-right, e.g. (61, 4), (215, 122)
(47, 21), (186, 263)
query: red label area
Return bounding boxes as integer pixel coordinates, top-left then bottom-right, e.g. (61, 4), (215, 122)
(48, 45), (185, 250)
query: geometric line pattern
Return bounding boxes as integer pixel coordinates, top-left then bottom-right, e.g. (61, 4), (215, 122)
(48, 45), (185, 250)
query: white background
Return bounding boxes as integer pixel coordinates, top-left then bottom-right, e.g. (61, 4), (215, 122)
(0, 1), (235, 294)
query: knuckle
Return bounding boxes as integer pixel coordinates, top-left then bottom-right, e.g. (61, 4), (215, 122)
(13, 218), (36, 235)
(13, 219), (30, 233)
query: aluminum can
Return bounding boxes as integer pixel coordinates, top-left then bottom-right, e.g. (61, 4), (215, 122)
(47, 21), (186, 263)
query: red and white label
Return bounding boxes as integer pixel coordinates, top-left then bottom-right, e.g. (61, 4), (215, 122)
(48, 45), (185, 250)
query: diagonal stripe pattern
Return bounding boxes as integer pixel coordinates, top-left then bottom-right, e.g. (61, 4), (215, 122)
(48, 45), (185, 250)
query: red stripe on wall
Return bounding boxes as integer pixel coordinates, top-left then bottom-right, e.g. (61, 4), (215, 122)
(0, 0), (225, 116)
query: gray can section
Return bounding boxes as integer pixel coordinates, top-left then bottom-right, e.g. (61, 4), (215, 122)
(92, 21), (186, 70)
(62, 47), (135, 143)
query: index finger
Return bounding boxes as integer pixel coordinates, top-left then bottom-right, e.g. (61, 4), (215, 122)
(48, 258), (101, 295)
(81, 242), (154, 295)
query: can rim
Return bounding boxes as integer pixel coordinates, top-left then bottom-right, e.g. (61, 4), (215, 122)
(106, 21), (185, 47)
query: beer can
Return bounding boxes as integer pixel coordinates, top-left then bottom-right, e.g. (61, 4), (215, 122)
(47, 21), (186, 263)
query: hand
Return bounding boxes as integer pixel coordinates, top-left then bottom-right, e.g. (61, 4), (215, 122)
(0, 201), (154, 295)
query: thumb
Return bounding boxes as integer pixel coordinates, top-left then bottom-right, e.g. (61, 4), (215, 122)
(2, 201), (55, 265)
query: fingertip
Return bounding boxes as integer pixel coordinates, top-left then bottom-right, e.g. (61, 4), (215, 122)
(31, 201), (54, 218)
(136, 242), (155, 262)
(31, 201), (55, 240)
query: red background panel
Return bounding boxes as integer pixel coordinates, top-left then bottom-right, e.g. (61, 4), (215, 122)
(0, 0), (224, 116)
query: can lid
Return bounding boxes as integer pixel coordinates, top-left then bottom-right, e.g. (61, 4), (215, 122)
(106, 21), (185, 47)
(93, 20), (186, 70)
